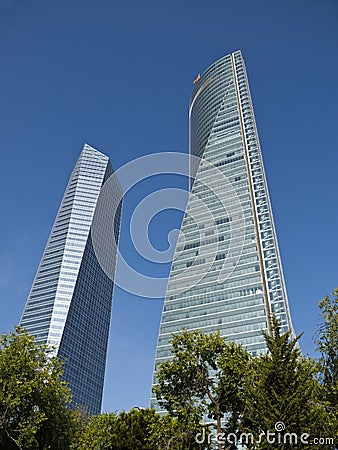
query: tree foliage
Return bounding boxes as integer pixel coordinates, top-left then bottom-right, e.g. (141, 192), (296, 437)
(154, 320), (338, 450)
(73, 407), (204, 450)
(74, 408), (159, 450)
(0, 327), (75, 450)
(154, 329), (250, 450)
(317, 288), (338, 404)
(2, 288), (338, 450)
(316, 288), (338, 448)
(243, 317), (329, 449)
(148, 413), (210, 450)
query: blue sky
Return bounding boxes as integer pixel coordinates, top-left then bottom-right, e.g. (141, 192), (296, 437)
(0, 0), (337, 412)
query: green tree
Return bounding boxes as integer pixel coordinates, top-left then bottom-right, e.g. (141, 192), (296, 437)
(243, 318), (328, 450)
(74, 407), (207, 450)
(316, 288), (338, 448)
(149, 413), (210, 450)
(74, 408), (159, 450)
(0, 327), (75, 450)
(72, 412), (116, 450)
(153, 329), (250, 450)
(317, 288), (338, 404)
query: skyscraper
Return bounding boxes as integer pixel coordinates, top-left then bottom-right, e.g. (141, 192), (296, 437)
(151, 50), (294, 406)
(20, 144), (122, 415)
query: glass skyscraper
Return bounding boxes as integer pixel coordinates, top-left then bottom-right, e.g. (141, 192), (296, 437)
(20, 144), (122, 415)
(151, 50), (294, 406)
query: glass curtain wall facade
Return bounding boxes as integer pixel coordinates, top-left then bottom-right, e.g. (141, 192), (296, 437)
(20, 144), (122, 415)
(151, 50), (294, 407)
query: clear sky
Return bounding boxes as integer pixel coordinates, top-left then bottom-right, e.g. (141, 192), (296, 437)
(0, 0), (337, 412)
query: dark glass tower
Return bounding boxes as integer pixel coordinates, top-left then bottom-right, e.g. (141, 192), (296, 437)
(151, 50), (295, 407)
(20, 144), (122, 415)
